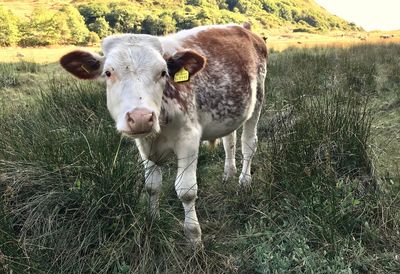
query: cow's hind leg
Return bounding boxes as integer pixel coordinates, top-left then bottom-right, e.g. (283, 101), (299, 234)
(222, 130), (237, 182)
(144, 160), (162, 218)
(239, 81), (265, 187)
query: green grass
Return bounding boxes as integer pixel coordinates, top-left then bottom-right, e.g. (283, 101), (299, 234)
(1, 43), (399, 273)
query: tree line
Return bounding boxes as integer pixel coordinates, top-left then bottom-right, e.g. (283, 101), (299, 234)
(0, 0), (360, 47)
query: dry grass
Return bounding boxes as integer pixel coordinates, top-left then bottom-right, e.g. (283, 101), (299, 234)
(267, 31), (400, 51)
(0, 46), (100, 64)
(1, 32), (399, 63)
(0, 0), (71, 17)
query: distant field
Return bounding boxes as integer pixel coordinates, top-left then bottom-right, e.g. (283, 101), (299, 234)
(0, 45), (99, 63)
(0, 0), (71, 17)
(268, 32), (400, 51)
(1, 32), (400, 63)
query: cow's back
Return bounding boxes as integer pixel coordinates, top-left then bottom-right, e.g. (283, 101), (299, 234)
(183, 25), (267, 74)
(162, 25), (268, 139)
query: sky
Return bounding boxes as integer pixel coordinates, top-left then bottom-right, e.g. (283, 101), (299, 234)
(315, 0), (400, 31)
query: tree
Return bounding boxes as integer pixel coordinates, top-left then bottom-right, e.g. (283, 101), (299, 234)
(141, 14), (176, 35)
(141, 15), (164, 35)
(216, 0), (228, 9)
(226, 0), (239, 11)
(0, 5), (20, 46)
(261, 0), (277, 14)
(186, 0), (205, 6)
(235, 0), (261, 14)
(278, 5), (292, 21)
(60, 5), (90, 45)
(173, 11), (198, 30)
(106, 4), (144, 33)
(19, 8), (69, 46)
(86, 31), (100, 46)
(196, 8), (214, 25)
(88, 17), (110, 38)
(78, 3), (109, 26)
(161, 14), (177, 34)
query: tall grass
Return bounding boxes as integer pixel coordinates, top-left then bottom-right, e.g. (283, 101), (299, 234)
(0, 61), (40, 88)
(0, 63), (21, 88)
(1, 44), (399, 273)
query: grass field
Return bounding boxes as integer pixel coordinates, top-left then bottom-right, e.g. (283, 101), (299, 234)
(0, 46), (99, 64)
(0, 43), (399, 273)
(1, 31), (400, 63)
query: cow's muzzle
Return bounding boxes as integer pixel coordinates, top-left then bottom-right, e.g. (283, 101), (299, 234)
(126, 108), (155, 135)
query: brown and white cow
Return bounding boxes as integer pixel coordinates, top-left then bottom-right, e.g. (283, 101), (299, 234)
(60, 24), (268, 244)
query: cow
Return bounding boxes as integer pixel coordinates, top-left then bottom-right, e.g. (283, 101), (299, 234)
(60, 24), (268, 244)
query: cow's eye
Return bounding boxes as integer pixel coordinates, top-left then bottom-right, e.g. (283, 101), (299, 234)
(105, 71), (111, 77)
(161, 70), (167, 77)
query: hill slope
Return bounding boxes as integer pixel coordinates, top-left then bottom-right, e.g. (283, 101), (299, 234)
(1, 0), (361, 35)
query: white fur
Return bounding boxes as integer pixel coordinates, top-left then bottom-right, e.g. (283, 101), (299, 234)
(144, 160), (163, 217)
(222, 131), (237, 182)
(102, 38), (167, 135)
(246, 79), (258, 120)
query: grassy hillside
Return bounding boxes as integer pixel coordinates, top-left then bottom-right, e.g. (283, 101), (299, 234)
(1, 0), (360, 38)
(1, 43), (399, 273)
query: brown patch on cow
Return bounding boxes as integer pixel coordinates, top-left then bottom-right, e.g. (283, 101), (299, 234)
(183, 26), (267, 79)
(163, 80), (192, 112)
(180, 25), (268, 119)
(163, 50), (206, 113)
(60, 50), (103, 79)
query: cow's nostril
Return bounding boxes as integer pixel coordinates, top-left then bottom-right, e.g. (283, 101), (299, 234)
(149, 113), (154, 122)
(126, 113), (135, 123)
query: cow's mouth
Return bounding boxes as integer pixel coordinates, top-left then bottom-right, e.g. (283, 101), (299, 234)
(121, 129), (158, 139)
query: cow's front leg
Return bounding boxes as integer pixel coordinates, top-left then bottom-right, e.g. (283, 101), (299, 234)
(174, 134), (202, 244)
(144, 160), (162, 218)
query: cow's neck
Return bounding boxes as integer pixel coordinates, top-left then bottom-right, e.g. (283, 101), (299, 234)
(160, 80), (193, 123)
(135, 81), (193, 160)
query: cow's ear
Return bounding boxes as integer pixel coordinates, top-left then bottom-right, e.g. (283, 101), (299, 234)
(167, 50), (206, 80)
(60, 50), (104, 80)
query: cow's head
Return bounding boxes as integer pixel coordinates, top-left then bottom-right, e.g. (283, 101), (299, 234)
(60, 34), (205, 138)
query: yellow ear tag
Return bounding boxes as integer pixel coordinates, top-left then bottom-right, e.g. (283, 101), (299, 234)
(174, 67), (190, 83)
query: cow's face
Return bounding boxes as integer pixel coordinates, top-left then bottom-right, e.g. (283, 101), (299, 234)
(60, 34), (205, 138)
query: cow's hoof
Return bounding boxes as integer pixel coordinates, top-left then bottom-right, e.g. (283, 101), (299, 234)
(184, 223), (202, 246)
(239, 173), (252, 187)
(188, 237), (204, 249)
(223, 166), (237, 182)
